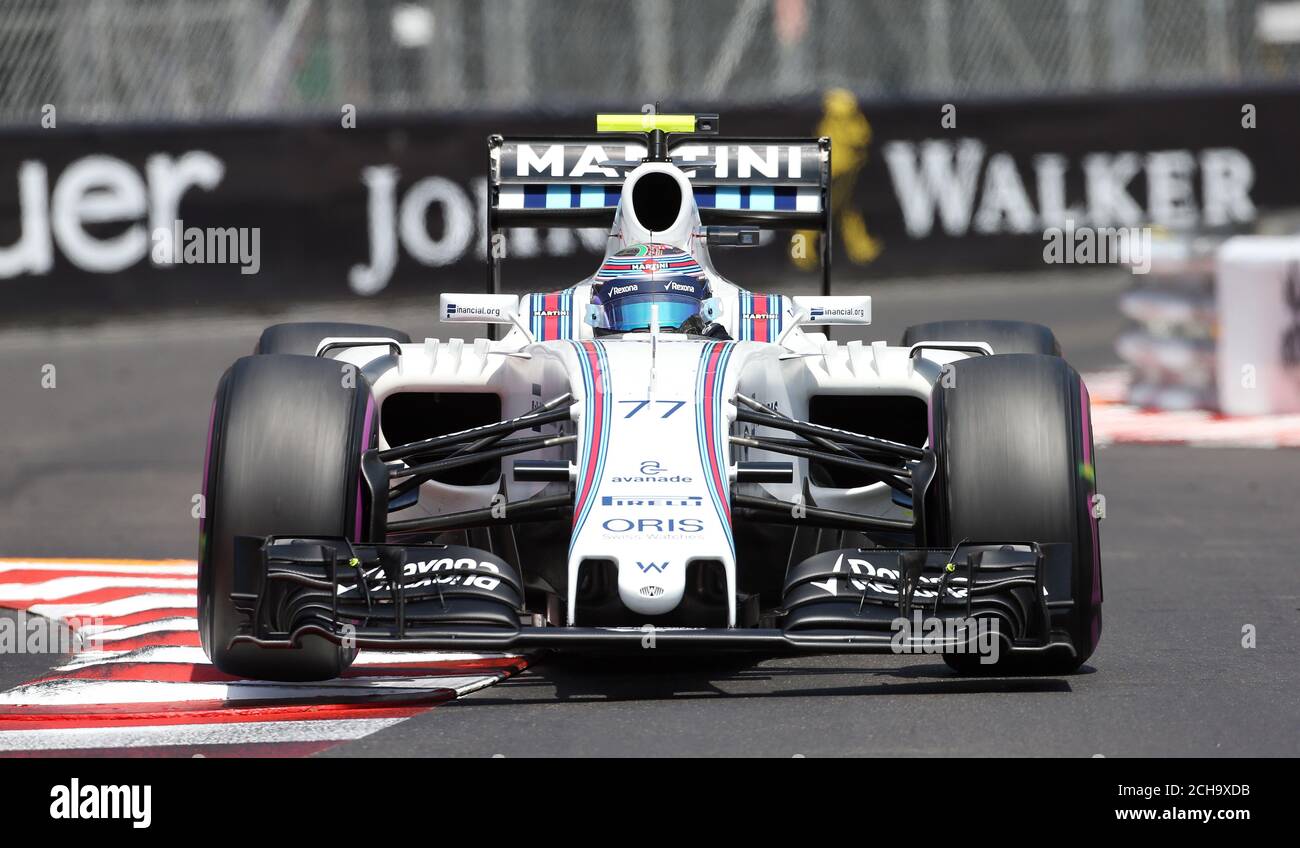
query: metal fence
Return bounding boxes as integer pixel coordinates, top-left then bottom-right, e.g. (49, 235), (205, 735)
(2, 0), (1298, 125)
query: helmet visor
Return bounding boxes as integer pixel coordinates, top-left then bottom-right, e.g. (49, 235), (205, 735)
(602, 294), (702, 332)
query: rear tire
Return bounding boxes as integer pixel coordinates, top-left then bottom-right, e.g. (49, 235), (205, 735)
(255, 322), (410, 356)
(199, 354), (378, 681)
(927, 353), (1101, 674)
(902, 319), (1061, 356)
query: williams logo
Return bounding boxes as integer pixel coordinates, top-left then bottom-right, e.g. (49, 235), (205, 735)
(636, 561), (670, 573)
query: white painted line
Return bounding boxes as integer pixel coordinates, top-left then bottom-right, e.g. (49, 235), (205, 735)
(0, 717), (406, 751)
(0, 559), (523, 757)
(54, 645), (207, 669)
(442, 672), (507, 699)
(49, 650), (130, 668)
(0, 561), (196, 575)
(1090, 405), (1300, 448)
(53, 645), (517, 671)
(0, 575), (195, 602)
(79, 618), (198, 640)
(29, 593), (197, 621)
(0, 674), (504, 706)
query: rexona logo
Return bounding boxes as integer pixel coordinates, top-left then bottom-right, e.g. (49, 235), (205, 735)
(354, 557), (499, 577)
(49, 779), (151, 829)
(811, 555), (968, 600)
(340, 558), (503, 594)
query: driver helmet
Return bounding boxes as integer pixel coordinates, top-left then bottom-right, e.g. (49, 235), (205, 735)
(591, 243), (712, 334)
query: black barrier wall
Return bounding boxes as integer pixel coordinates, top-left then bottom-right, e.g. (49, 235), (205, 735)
(1, 88), (1297, 322)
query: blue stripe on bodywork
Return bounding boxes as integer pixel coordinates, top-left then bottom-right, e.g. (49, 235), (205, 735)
(694, 342), (736, 557)
(568, 340), (611, 557)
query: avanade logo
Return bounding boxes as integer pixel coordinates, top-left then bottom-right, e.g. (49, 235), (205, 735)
(49, 779), (151, 829)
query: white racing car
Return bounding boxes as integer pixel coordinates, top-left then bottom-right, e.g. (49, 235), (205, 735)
(199, 113), (1102, 681)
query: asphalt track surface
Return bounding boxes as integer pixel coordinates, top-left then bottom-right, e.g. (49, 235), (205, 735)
(2, 269), (1298, 756)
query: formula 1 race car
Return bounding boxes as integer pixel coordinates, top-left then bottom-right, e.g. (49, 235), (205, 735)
(198, 113), (1102, 681)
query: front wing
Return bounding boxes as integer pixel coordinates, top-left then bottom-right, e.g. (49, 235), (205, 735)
(229, 536), (1079, 662)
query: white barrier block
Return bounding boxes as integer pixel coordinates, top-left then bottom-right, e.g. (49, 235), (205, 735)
(1215, 236), (1300, 415)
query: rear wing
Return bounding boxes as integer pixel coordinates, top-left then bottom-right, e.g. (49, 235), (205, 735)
(486, 113), (832, 298)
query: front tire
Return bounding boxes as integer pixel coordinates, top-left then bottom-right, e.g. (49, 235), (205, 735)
(199, 354), (377, 680)
(927, 353), (1101, 674)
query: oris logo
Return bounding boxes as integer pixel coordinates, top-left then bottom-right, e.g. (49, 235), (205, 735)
(601, 517), (703, 534)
